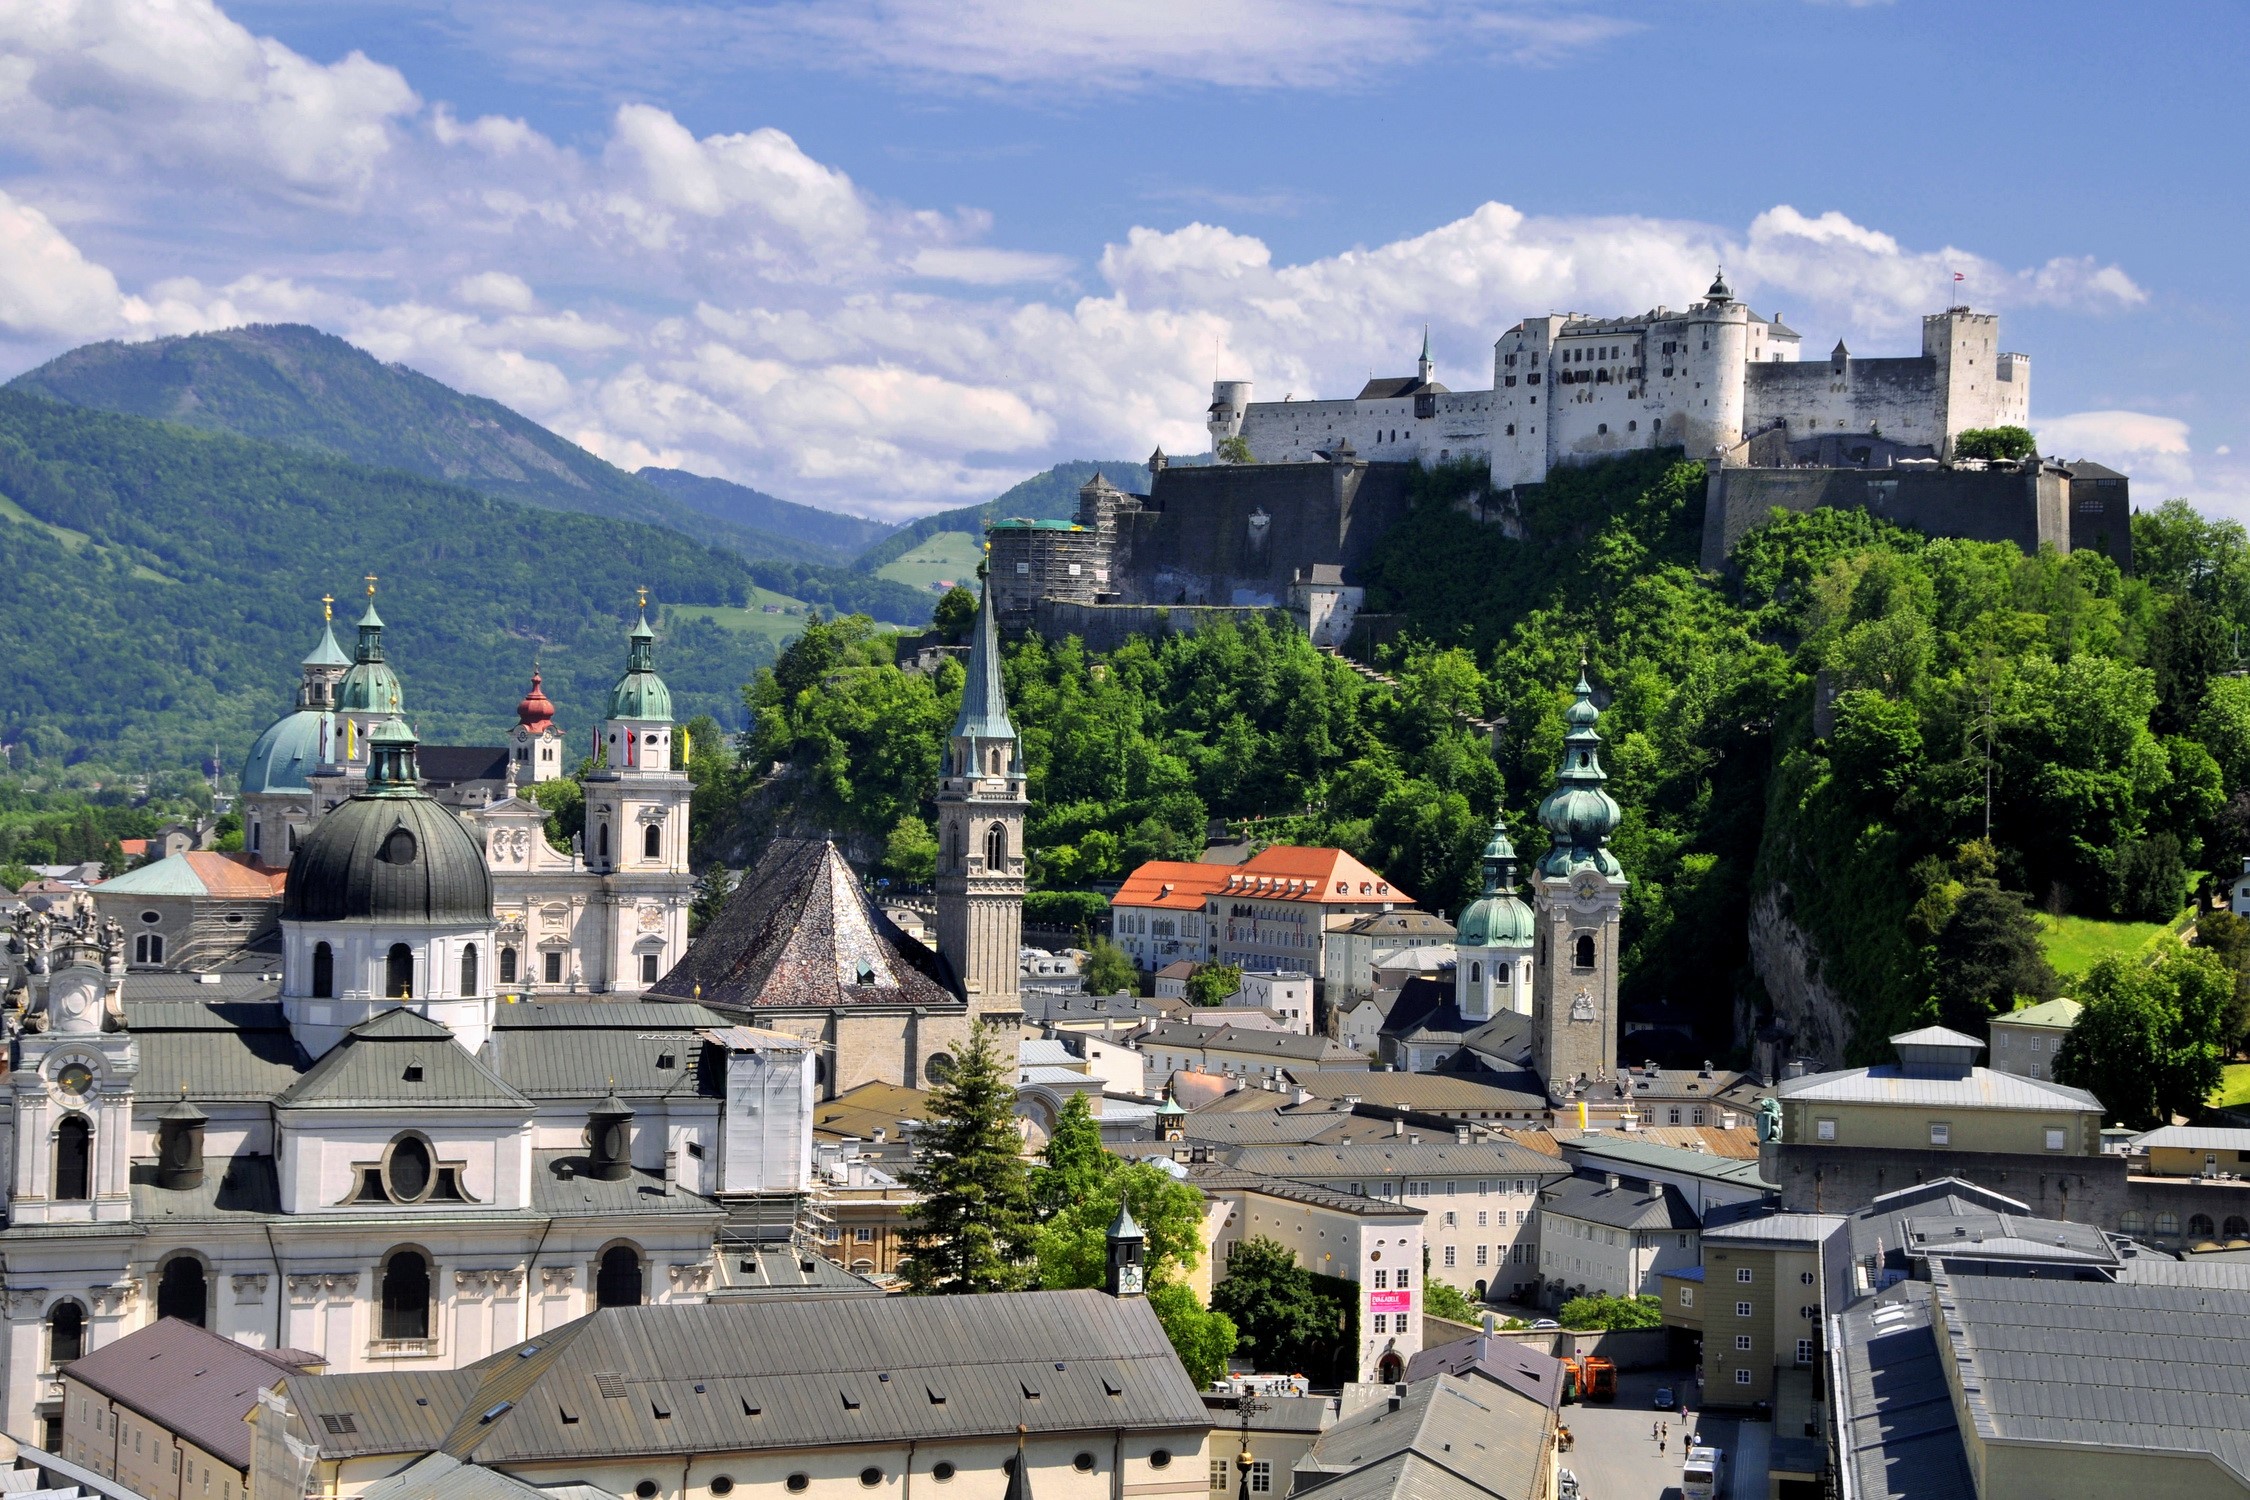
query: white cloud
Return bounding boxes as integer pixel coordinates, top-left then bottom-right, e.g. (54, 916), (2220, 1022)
(908, 247), (1074, 285)
(448, 0), (1636, 96)
(453, 271), (536, 312)
(2037, 409), (2194, 490)
(0, 190), (125, 336)
(0, 0), (418, 200)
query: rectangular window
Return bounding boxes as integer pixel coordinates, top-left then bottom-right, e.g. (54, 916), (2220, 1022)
(2045, 1127), (2067, 1152)
(544, 951), (563, 984)
(1734, 1368), (1753, 1387)
(641, 952), (659, 983)
(1476, 1245), (1489, 1266)
(1397, 1268), (1410, 1288)
(1251, 1463), (1272, 1495)
(1372, 1269), (1386, 1289)
(1371, 1314), (1386, 1334)
(1796, 1338), (1815, 1365)
(1735, 1334), (1753, 1351)
(1737, 1267), (1754, 1284)
(1212, 1461), (1231, 1492)
(1477, 1211), (1488, 1227)
(1680, 1287), (1694, 1308)
(1930, 1122), (1951, 1147)
(1443, 1246), (1457, 1267)
(1442, 1211), (1456, 1228)
(1816, 1117), (1837, 1141)
(1737, 1302), (1753, 1318)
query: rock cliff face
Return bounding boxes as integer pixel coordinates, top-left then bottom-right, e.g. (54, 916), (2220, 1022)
(1746, 881), (1856, 1067)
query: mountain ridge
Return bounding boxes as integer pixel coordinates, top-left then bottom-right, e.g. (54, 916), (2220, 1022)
(637, 465), (896, 559)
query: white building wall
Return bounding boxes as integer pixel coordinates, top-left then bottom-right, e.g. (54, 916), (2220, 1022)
(1235, 391), (1498, 468)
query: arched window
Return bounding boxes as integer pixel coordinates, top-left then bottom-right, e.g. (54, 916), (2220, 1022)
(1573, 933), (1596, 970)
(54, 1115), (91, 1201)
(2227, 1216), (2249, 1239)
(386, 944), (413, 999)
(644, 824), (661, 861)
(597, 1244), (644, 1308)
(2120, 1211), (2146, 1234)
(134, 933), (164, 966)
(156, 1256), (208, 1327)
(250, 821), (261, 853)
(379, 1250), (431, 1340)
(460, 944), (479, 996)
(312, 942), (334, 998)
(499, 947), (517, 985)
(1469, 962), (1482, 984)
(988, 746), (1003, 774)
(597, 823), (610, 861)
(985, 822), (1007, 870)
(2190, 1214), (2217, 1239)
(2157, 1213), (2181, 1235)
(948, 825), (963, 871)
(46, 1302), (85, 1367)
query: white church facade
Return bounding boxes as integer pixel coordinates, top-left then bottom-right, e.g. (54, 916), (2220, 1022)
(236, 595), (692, 998)
(1207, 275), (2031, 490)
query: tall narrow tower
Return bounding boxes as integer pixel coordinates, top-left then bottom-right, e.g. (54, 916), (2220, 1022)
(1529, 665), (1627, 1097)
(934, 575), (1027, 1027)
(1454, 816), (1534, 1023)
(584, 597), (693, 993)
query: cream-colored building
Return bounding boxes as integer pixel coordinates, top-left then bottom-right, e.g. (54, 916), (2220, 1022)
(1987, 996), (2081, 1081)
(1767, 1026), (2103, 1158)
(253, 1291), (1212, 1500)
(1692, 1209), (1839, 1406)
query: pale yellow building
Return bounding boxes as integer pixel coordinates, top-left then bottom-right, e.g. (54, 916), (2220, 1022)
(1768, 1026), (2103, 1158)
(1987, 997), (2081, 1081)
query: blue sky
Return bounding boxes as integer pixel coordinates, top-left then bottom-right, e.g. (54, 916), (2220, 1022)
(0, 0), (2242, 518)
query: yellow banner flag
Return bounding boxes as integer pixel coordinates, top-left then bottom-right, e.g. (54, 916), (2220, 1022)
(1577, 1099), (1588, 1131)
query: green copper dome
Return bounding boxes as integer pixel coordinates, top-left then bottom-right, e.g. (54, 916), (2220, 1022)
(282, 721), (491, 924)
(336, 598), (404, 714)
(1457, 819), (1534, 947)
(241, 710), (334, 794)
(608, 612), (674, 722)
(1537, 667), (1624, 879)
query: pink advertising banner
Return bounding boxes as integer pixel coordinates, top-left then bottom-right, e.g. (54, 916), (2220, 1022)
(1369, 1291), (1412, 1314)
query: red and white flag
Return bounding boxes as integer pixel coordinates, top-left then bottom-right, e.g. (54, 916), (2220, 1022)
(1953, 271), (1966, 282)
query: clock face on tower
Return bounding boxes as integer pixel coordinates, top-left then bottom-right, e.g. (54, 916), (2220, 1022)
(1116, 1262), (1144, 1294)
(1574, 870), (1601, 901)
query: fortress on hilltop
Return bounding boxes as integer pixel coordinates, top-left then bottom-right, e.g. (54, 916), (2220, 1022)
(991, 275), (2132, 649)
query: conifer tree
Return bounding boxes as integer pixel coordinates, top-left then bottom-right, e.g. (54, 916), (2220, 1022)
(899, 1024), (1035, 1294)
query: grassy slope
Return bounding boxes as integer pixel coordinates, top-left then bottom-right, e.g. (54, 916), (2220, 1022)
(877, 531), (984, 593)
(0, 391), (783, 763)
(2036, 913), (2170, 978)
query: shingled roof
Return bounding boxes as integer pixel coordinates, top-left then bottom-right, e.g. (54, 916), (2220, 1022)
(650, 839), (960, 1013)
(64, 1317), (323, 1469)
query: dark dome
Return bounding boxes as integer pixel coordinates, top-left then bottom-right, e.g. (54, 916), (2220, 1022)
(282, 794), (491, 923)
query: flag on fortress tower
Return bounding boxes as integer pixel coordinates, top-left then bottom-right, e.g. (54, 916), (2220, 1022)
(1954, 271), (1965, 282)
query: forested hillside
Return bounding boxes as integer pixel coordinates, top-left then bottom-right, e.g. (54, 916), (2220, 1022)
(852, 460), (1154, 574)
(0, 390), (778, 763)
(736, 449), (2250, 1069)
(638, 466), (895, 559)
(9, 327), (934, 620)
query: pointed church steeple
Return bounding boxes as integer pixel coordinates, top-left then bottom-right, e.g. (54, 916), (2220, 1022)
(934, 568), (1028, 1025)
(1417, 324), (1433, 385)
(1529, 656), (1626, 1097)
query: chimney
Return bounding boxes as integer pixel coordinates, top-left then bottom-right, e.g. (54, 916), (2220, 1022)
(1455, 1124), (1470, 1144)
(587, 1089), (635, 1183)
(1293, 1085), (1311, 1106)
(1604, 1172), (1620, 1191)
(1391, 1117), (1404, 1137)
(661, 1148), (678, 1195)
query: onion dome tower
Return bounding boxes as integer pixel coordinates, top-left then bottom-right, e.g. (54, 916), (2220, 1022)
(240, 599), (350, 862)
(933, 569), (1028, 1027)
(1529, 663), (1627, 1097)
(333, 578), (406, 782)
(279, 718), (498, 1058)
(510, 669), (565, 785)
(1455, 817), (1535, 1021)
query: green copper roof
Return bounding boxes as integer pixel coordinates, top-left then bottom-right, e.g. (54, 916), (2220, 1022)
(607, 611), (673, 722)
(1457, 818), (1533, 947)
(302, 620), (351, 668)
(950, 577), (1015, 742)
(241, 709), (333, 794)
(1537, 667), (1624, 880)
(337, 597), (404, 713)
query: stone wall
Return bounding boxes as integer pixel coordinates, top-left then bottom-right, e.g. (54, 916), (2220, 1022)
(1762, 1142), (2129, 1222)
(1701, 464), (2071, 571)
(1114, 458), (1415, 608)
(2067, 466), (2134, 571)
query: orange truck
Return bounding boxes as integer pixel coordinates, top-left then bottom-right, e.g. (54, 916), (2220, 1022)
(1558, 1356), (1618, 1404)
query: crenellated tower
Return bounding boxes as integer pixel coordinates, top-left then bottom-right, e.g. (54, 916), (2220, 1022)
(1529, 664), (1627, 1097)
(934, 573), (1028, 1027)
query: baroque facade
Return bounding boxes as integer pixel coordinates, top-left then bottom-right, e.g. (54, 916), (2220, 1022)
(237, 592), (691, 997)
(0, 718), (814, 1444)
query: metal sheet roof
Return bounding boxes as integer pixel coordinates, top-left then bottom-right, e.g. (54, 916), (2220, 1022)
(1563, 1136), (1775, 1187)
(1286, 1071), (1545, 1112)
(1698, 1206), (1841, 1244)
(62, 1318), (320, 1469)
(277, 1008), (530, 1110)
(293, 1292), (1207, 1467)
(1298, 1372), (1549, 1500)
(1772, 1064), (2100, 1112)
(358, 1453), (553, 1500)
(1226, 1140), (1565, 1182)
(1538, 1174), (1700, 1232)
(1830, 1283), (1974, 1500)
(2134, 1125), (2250, 1151)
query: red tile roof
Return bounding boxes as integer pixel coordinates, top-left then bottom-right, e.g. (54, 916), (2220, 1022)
(1113, 847), (1409, 911)
(1111, 860), (1230, 911)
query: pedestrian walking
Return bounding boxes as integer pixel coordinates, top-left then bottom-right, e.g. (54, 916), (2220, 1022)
(1652, 1420), (1662, 1444)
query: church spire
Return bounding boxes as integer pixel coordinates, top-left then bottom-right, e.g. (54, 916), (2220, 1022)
(1417, 324), (1432, 385)
(951, 572), (1015, 744)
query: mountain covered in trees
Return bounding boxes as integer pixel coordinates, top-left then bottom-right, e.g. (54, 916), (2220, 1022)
(637, 466), (897, 560)
(7, 326), (930, 616)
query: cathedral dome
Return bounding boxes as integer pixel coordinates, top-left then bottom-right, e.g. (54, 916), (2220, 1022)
(1457, 821), (1533, 947)
(516, 671), (556, 732)
(282, 722), (491, 924)
(241, 710), (331, 795)
(607, 613), (673, 723)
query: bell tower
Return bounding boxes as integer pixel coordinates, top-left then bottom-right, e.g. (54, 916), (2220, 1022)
(934, 572), (1027, 1027)
(1530, 663), (1627, 1098)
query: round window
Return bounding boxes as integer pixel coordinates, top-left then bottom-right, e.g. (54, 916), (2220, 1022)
(860, 1468), (883, 1488)
(378, 827), (418, 866)
(787, 1477), (810, 1494)
(1369, 1250), (1382, 1262)
(710, 1481), (735, 1497)
(139, 910), (161, 925)
(925, 1053), (957, 1087)
(1149, 1452), (1172, 1470)
(224, 913), (243, 926)
(384, 1136), (433, 1202)
(635, 1484), (658, 1500)
(931, 1465), (956, 1483)
(1073, 1454), (1095, 1473)
(56, 1064), (93, 1097)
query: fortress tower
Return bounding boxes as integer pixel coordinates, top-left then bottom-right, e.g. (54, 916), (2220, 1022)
(1529, 667), (1626, 1097)
(1208, 380), (1252, 455)
(933, 574), (1028, 1027)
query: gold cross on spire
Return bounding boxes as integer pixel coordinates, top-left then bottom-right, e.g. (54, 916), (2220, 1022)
(365, 574), (379, 597)
(321, 593), (334, 622)
(636, 585), (649, 614)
